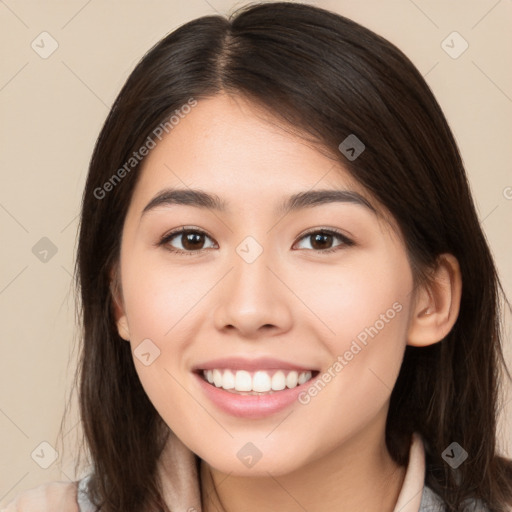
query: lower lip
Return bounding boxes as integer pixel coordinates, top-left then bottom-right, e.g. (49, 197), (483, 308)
(193, 372), (314, 419)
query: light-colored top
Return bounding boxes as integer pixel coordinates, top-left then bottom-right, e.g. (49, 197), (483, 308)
(1, 432), (489, 511)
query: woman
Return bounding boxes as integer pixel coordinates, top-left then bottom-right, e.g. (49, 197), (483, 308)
(4, 2), (511, 511)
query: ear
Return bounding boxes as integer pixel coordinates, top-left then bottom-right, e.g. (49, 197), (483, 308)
(407, 253), (462, 347)
(110, 265), (130, 341)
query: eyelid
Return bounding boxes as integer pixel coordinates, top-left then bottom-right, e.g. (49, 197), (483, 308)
(294, 227), (354, 245)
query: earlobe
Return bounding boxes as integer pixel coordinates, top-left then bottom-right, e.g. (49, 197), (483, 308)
(109, 267), (131, 341)
(407, 253), (462, 347)
(116, 314), (131, 342)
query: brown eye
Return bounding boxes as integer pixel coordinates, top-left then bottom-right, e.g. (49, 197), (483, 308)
(294, 229), (354, 253)
(309, 232), (335, 250)
(160, 228), (216, 255)
(180, 231), (207, 250)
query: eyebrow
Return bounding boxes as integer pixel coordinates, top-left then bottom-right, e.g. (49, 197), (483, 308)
(141, 187), (377, 217)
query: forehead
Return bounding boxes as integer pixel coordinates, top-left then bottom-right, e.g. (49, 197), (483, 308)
(132, 95), (367, 201)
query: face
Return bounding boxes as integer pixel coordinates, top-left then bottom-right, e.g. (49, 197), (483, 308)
(114, 94), (416, 476)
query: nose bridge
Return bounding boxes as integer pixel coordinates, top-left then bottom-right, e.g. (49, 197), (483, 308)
(212, 234), (292, 335)
(231, 234), (276, 306)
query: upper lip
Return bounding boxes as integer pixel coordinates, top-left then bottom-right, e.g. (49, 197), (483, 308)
(192, 357), (317, 373)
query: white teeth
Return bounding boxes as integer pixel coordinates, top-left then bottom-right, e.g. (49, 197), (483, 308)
(286, 371), (298, 388)
(202, 369), (313, 393)
(298, 372), (310, 385)
(235, 370), (252, 391)
(253, 371), (272, 392)
(271, 371), (286, 391)
(222, 370), (235, 389)
(213, 369), (223, 388)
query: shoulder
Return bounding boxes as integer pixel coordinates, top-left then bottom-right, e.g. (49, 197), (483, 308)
(1, 481), (79, 512)
(420, 485), (492, 512)
(419, 484), (446, 511)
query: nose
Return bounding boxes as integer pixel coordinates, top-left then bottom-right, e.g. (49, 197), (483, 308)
(212, 247), (293, 339)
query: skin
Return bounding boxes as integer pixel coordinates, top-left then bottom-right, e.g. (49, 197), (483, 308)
(113, 93), (462, 512)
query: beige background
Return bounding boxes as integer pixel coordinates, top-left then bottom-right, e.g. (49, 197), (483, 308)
(1, 0), (511, 505)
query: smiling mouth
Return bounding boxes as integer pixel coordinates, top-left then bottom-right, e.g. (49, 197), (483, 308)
(197, 368), (319, 395)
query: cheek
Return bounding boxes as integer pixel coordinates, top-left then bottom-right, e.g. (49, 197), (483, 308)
(298, 250), (412, 411)
(121, 253), (210, 343)
(297, 253), (412, 427)
(119, 256), (203, 430)
(119, 253), (214, 411)
(298, 250), (412, 351)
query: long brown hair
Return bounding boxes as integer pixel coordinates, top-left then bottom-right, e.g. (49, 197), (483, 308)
(71, 2), (512, 510)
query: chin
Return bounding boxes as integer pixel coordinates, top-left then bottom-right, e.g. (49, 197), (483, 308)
(202, 449), (307, 477)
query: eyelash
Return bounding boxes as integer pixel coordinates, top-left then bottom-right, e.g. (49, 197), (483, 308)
(158, 226), (355, 257)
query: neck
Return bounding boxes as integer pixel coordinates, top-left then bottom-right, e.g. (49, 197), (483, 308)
(200, 425), (407, 512)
